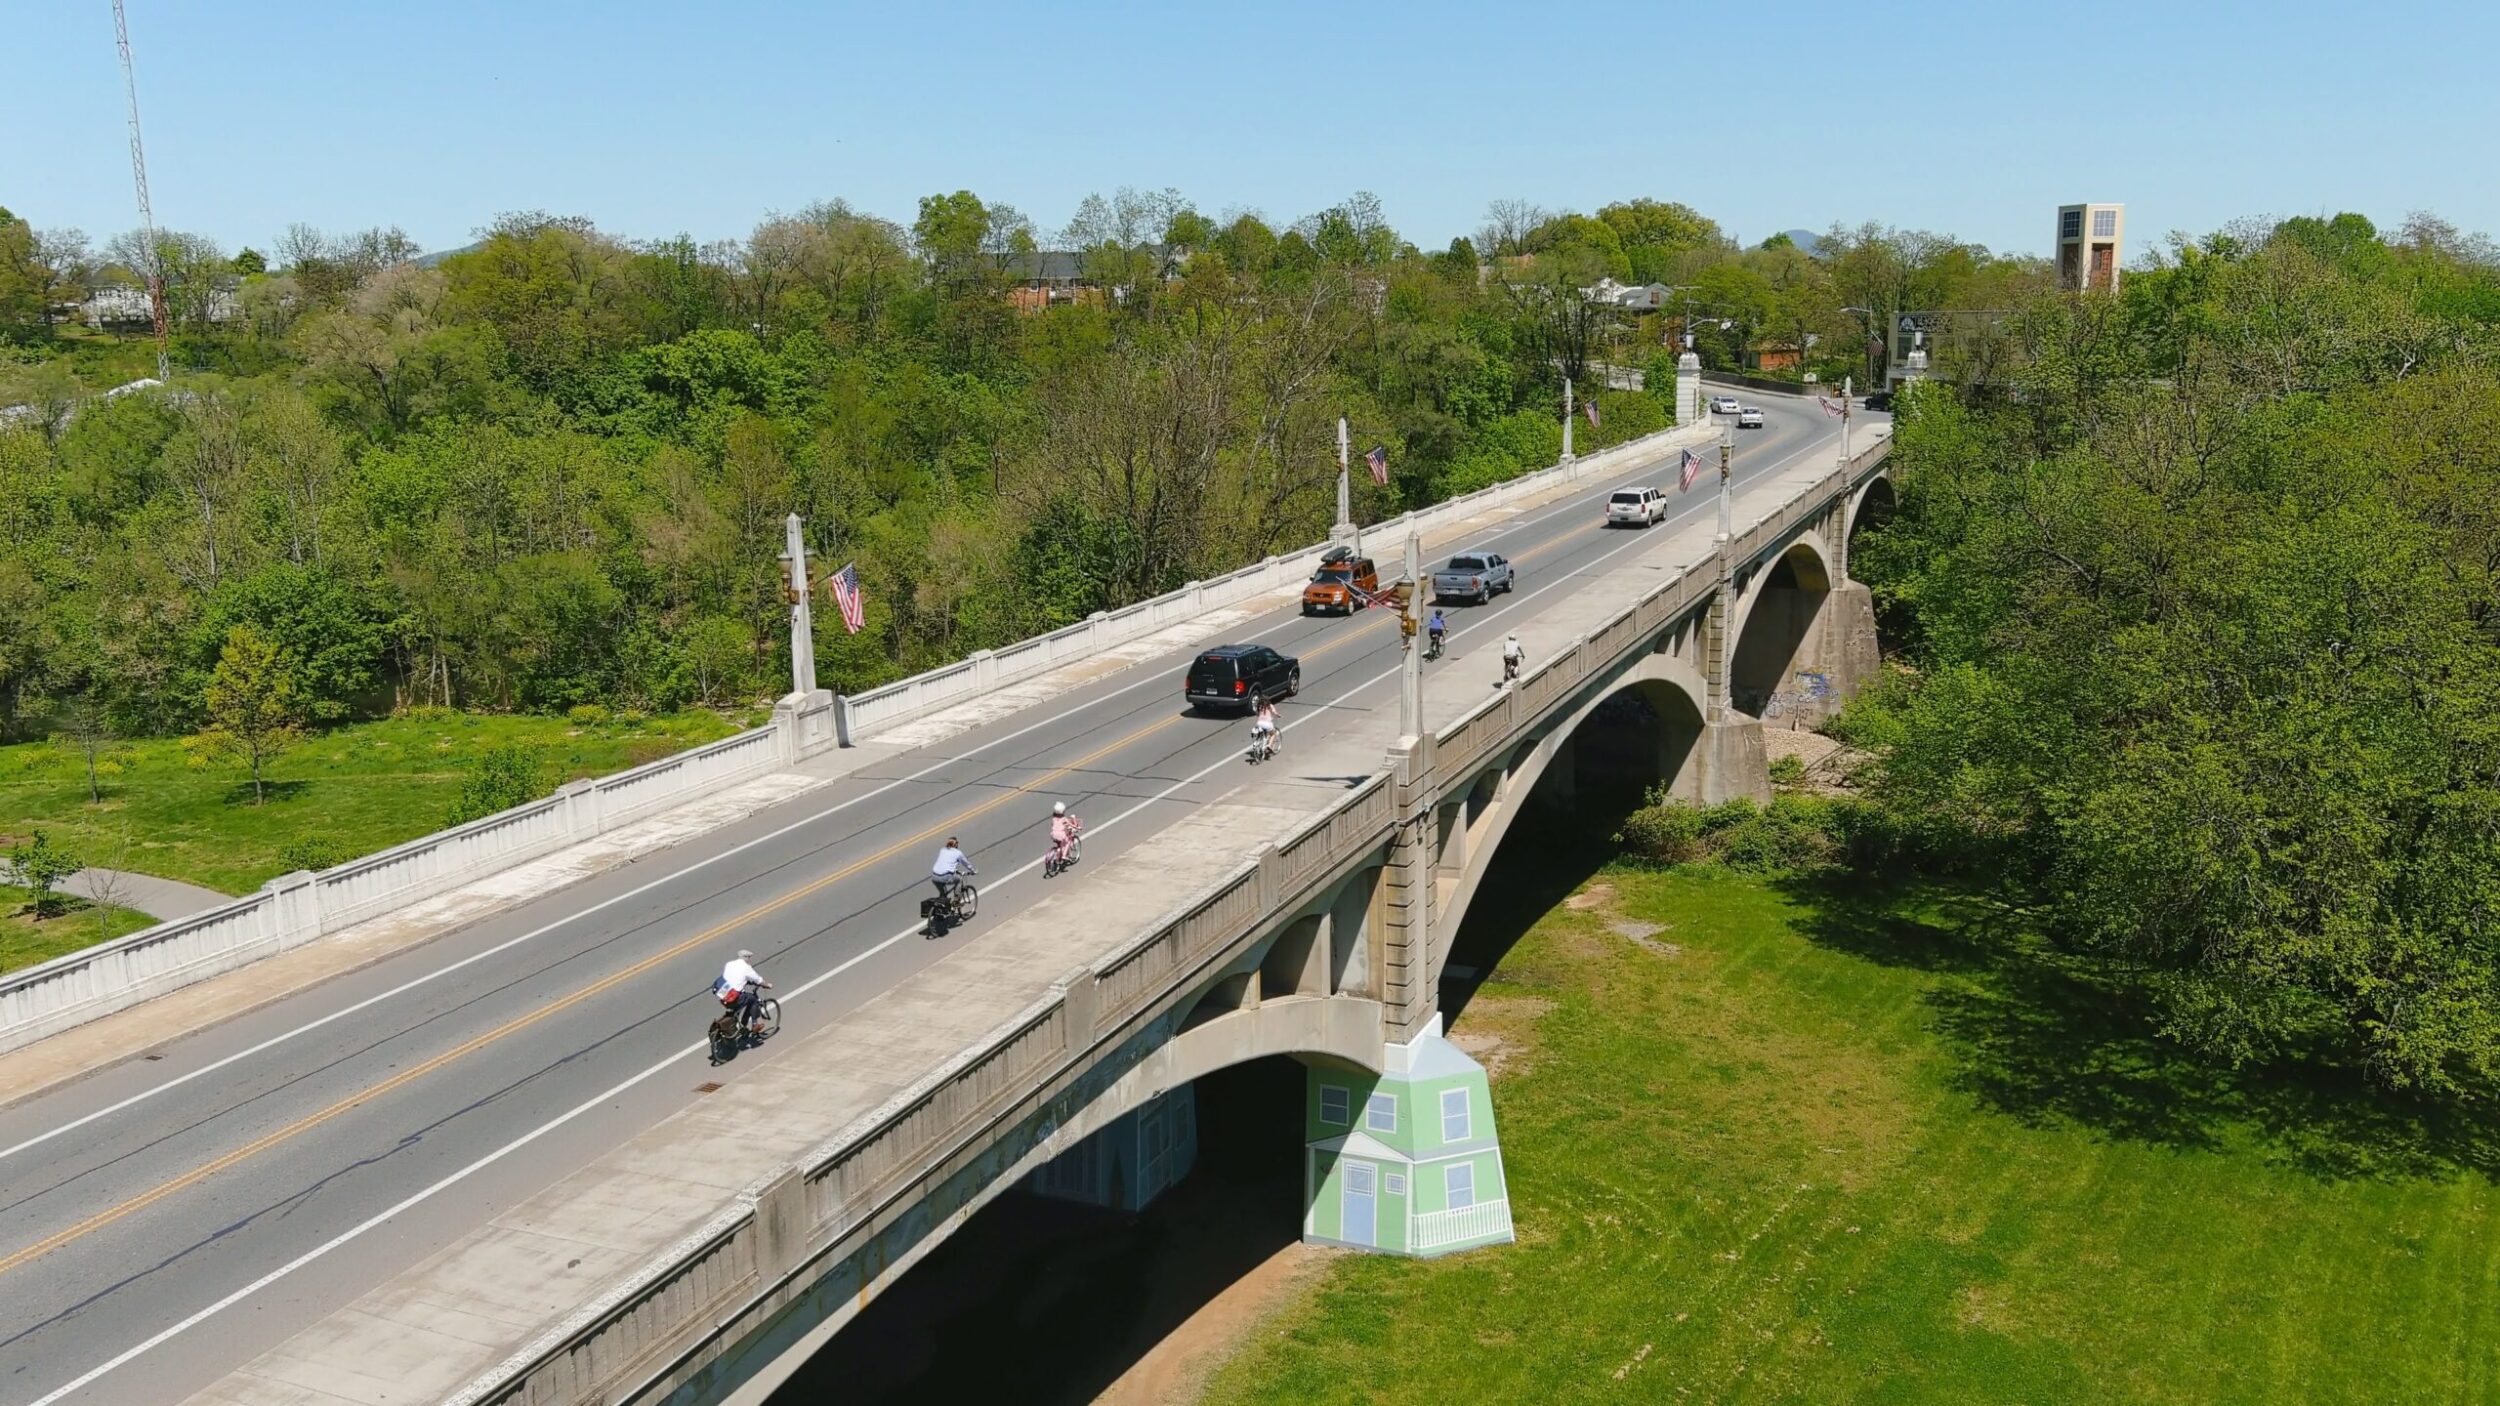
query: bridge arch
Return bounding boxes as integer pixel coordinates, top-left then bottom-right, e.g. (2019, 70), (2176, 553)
(1847, 470), (1896, 548)
(1430, 656), (1707, 980)
(1726, 531), (1835, 718)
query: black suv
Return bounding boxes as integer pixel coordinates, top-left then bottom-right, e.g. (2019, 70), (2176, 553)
(1184, 644), (1300, 714)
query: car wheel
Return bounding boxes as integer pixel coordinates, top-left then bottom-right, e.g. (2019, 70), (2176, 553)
(1247, 690), (1265, 714)
(1287, 668), (1301, 696)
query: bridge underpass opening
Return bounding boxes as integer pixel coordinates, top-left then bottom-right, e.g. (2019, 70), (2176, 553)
(1730, 541), (1835, 720)
(1443, 678), (1703, 1022)
(1848, 476), (1910, 654)
(769, 1056), (1308, 1405)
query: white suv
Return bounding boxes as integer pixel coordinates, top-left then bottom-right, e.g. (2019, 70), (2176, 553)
(1737, 405), (1765, 428)
(1606, 486), (1666, 527)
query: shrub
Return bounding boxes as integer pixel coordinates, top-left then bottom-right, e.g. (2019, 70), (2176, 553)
(7, 830), (81, 918)
(567, 703), (613, 730)
(444, 744), (552, 827)
(1768, 754), (1807, 785)
(278, 837), (348, 873)
(1703, 795), (1837, 873)
(1615, 792), (1707, 864)
(1614, 790), (1850, 873)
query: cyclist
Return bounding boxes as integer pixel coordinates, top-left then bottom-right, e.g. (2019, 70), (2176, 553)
(1048, 801), (1081, 869)
(1427, 608), (1448, 659)
(1502, 632), (1525, 682)
(1251, 698), (1280, 760)
(717, 948), (772, 1034)
(931, 836), (975, 907)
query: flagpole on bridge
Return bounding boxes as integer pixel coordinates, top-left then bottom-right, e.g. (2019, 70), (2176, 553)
(1561, 375), (1575, 462)
(1840, 376), (1853, 467)
(1717, 423), (1733, 542)
(1334, 414), (1358, 552)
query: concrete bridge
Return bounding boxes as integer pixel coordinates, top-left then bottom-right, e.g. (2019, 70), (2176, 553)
(0, 393), (1889, 1405)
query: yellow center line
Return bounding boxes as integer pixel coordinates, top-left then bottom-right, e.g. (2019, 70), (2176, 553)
(6, 481), (1635, 1278)
(0, 701), (1200, 1281)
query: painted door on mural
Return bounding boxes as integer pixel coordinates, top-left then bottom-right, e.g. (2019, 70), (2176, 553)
(1343, 1161), (1377, 1246)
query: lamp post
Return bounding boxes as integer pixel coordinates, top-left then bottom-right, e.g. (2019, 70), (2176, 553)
(1841, 306), (1883, 390)
(778, 513), (816, 698)
(1717, 416), (1734, 542)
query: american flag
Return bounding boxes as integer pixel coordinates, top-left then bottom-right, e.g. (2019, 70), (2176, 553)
(1818, 395), (1845, 418)
(1364, 444), (1389, 486)
(1679, 447), (1703, 492)
(827, 561), (865, 634)
(1584, 400), (1600, 429)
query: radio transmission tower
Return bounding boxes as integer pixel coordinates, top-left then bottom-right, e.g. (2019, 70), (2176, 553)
(112, 0), (171, 381)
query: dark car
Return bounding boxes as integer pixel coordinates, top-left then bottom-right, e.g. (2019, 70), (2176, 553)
(1185, 644), (1301, 714)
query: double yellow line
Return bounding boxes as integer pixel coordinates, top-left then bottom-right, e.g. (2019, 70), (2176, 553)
(3, 484), (1615, 1278)
(0, 698), (1209, 1279)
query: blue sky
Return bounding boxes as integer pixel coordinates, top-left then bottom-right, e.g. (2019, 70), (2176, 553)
(15, 0), (2493, 261)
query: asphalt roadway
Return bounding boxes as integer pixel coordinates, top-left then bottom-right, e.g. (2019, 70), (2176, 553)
(0, 392), (1872, 1405)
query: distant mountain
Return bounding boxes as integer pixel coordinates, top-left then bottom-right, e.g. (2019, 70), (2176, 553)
(414, 241), (480, 268)
(1783, 229), (1824, 257)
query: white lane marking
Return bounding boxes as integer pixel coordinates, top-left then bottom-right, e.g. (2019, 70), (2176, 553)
(7, 423), (1755, 1165)
(18, 660), (1330, 1404)
(0, 668), (1198, 1167)
(21, 427), (1861, 1400)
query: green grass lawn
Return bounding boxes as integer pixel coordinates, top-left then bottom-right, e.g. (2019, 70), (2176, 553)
(0, 709), (747, 899)
(1, 884), (156, 974)
(1203, 863), (2500, 1405)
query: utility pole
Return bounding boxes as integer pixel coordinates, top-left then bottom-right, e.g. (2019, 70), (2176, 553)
(1560, 375), (1575, 461)
(112, 0), (170, 382)
(781, 513), (817, 698)
(1399, 528), (1423, 741)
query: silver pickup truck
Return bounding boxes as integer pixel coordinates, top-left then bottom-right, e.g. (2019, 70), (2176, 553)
(1431, 550), (1514, 604)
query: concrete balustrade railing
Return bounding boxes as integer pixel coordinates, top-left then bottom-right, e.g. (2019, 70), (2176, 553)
(0, 721), (803, 1055)
(445, 774), (1399, 1406)
(429, 435), (1896, 1406)
(835, 421), (1720, 742)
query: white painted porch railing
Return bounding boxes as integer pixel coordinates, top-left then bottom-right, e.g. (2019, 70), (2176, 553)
(1413, 1198), (1514, 1252)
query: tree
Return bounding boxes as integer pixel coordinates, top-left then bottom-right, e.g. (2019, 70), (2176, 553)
(232, 247), (267, 276)
(6, 830), (79, 919)
(0, 206), (48, 335)
(195, 623), (305, 803)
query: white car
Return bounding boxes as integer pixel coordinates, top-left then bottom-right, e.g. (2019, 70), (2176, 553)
(1737, 405), (1765, 429)
(1708, 395), (1742, 416)
(1606, 486), (1667, 527)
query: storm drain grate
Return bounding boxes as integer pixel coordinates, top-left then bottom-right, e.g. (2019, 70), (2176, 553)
(143, 1053), (165, 1061)
(695, 1082), (723, 1093)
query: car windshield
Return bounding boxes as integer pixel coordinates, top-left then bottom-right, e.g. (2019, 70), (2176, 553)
(1446, 556), (1485, 571)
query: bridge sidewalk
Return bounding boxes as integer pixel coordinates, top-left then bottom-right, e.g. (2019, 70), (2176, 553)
(186, 427), (1881, 1406)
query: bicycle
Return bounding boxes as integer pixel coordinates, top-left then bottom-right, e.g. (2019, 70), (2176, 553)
(1425, 631), (1446, 661)
(921, 875), (979, 935)
(1246, 726), (1278, 765)
(706, 982), (782, 1064)
(1044, 820), (1085, 878)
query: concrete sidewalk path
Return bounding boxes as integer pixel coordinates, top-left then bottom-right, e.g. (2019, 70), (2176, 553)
(60, 868), (235, 922)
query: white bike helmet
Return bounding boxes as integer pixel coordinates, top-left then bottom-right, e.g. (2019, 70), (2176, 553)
(1052, 801), (1066, 816)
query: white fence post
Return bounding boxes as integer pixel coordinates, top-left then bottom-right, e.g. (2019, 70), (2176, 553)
(557, 778), (601, 837)
(263, 869), (325, 951)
